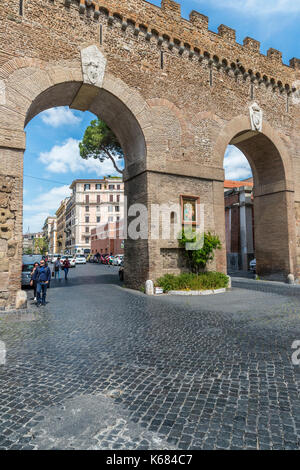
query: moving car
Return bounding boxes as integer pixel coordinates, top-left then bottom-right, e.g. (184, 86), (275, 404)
(75, 255), (87, 265)
(22, 254), (43, 287)
(249, 258), (256, 272)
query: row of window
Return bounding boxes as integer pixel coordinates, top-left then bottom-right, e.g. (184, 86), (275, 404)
(85, 205), (120, 212)
(84, 183), (122, 191)
(84, 194), (121, 203)
(84, 215), (121, 224)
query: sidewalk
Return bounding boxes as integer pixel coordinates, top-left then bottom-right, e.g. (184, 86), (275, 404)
(232, 276), (300, 296)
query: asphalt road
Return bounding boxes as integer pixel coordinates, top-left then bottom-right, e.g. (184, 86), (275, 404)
(1, 264), (300, 449)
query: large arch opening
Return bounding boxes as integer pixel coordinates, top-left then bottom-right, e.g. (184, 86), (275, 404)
(222, 128), (295, 281)
(25, 82), (147, 172)
(22, 80), (148, 288)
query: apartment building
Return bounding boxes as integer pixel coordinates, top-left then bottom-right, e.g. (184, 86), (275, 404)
(65, 177), (124, 256)
(42, 216), (57, 254)
(56, 197), (69, 254)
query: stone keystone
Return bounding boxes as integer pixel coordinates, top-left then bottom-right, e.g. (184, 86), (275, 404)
(81, 45), (107, 89)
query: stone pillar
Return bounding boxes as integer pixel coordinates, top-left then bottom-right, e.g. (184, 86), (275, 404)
(124, 172), (150, 289)
(212, 180), (227, 274)
(124, 170), (227, 288)
(0, 130), (25, 310)
(254, 188), (296, 281)
(239, 190), (248, 271)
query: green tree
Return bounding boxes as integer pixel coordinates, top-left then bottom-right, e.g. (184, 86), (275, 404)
(34, 237), (48, 255)
(79, 119), (124, 174)
(178, 229), (222, 274)
(24, 247), (33, 255)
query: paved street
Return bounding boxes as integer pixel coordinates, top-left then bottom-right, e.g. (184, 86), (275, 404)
(1, 264), (300, 450)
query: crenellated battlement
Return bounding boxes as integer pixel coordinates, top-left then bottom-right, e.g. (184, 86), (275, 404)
(59, 0), (299, 94)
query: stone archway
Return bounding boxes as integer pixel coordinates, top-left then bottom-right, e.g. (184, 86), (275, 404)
(0, 0), (299, 310)
(214, 115), (296, 280)
(0, 54), (169, 309)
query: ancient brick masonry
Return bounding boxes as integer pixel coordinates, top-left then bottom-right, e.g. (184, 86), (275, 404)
(0, 0), (299, 309)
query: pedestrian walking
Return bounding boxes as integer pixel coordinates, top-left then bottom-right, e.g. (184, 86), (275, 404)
(31, 259), (51, 306)
(62, 257), (70, 280)
(30, 262), (39, 302)
(54, 256), (61, 280)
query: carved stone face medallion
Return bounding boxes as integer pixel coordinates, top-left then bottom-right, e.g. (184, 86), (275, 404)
(81, 45), (107, 88)
(249, 102), (263, 132)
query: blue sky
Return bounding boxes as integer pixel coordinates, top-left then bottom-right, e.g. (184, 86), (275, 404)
(23, 0), (300, 233)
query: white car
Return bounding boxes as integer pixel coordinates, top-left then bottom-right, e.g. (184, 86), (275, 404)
(75, 256), (86, 265)
(249, 258), (256, 272)
(112, 255), (124, 266)
(51, 254), (60, 264)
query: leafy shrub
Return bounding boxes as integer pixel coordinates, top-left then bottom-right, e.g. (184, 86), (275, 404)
(156, 272), (229, 292)
(178, 230), (222, 273)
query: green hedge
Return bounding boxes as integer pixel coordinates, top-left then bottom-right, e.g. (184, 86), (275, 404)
(156, 272), (229, 292)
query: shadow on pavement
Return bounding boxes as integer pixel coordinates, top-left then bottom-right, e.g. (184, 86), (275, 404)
(50, 273), (122, 287)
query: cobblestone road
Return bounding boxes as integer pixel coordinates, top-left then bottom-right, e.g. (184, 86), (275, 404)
(1, 264), (300, 450)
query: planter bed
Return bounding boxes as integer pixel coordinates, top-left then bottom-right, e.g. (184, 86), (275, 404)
(166, 288), (227, 296)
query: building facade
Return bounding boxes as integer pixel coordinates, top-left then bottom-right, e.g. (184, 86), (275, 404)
(91, 221), (124, 256)
(224, 179), (254, 272)
(42, 216), (57, 254)
(22, 232), (43, 254)
(65, 177), (124, 256)
(56, 197), (69, 255)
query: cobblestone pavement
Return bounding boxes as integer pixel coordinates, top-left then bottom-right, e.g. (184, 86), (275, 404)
(1, 264), (300, 450)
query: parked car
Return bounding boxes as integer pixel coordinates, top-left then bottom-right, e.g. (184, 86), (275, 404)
(51, 254), (60, 264)
(89, 255), (99, 263)
(112, 255), (124, 266)
(102, 255), (110, 265)
(75, 255), (87, 265)
(249, 258), (256, 272)
(22, 254), (43, 287)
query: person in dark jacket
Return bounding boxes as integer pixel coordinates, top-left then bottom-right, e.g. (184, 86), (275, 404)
(62, 257), (70, 280)
(32, 259), (51, 306)
(30, 262), (39, 302)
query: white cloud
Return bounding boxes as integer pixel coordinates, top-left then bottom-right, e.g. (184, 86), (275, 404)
(224, 145), (252, 180)
(23, 185), (72, 233)
(23, 185), (71, 213)
(23, 211), (52, 234)
(40, 107), (82, 127)
(39, 138), (122, 177)
(195, 0), (300, 15)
